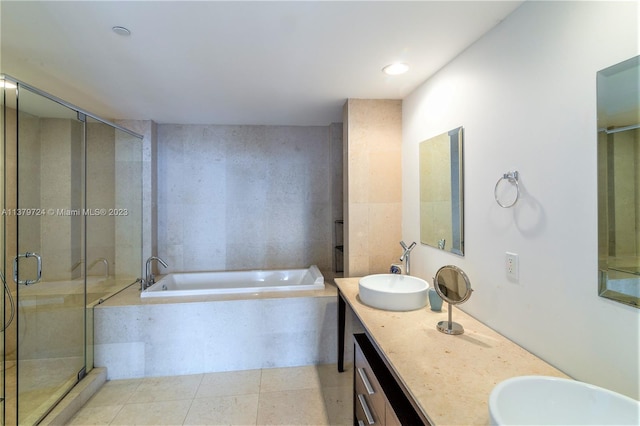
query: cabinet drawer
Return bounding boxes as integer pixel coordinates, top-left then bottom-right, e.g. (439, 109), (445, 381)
(355, 361), (385, 409)
(355, 349), (383, 395)
(355, 392), (378, 425)
(353, 333), (430, 426)
(355, 337), (385, 423)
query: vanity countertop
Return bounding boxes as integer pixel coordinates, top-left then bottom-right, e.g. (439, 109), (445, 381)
(335, 277), (569, 425)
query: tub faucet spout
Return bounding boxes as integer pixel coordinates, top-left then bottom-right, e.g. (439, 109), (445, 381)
(399, 241), (416, 275)
(89, 257), (109, 278)
(71, 259), (84, 272)
(144, 256), (168, 290)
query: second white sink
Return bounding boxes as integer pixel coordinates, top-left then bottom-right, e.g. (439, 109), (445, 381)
(489, 375), (640, 425)
(358, 274), (428, 311)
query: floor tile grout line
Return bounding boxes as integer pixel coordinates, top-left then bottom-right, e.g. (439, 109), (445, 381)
(192, 373), (205, 400)
(107, 403), (126, 425)
(181, 397), (197, 425)
(181, 374), (204, 426)
(255, 368), (264, 425)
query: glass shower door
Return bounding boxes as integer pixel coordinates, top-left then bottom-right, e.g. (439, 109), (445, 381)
(13, 86), (86, 424)
(0, 78), (9, 425)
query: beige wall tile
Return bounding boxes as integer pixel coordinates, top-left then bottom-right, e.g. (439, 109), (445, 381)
(344, 99), (402, 276)
(369, 203), (402, 259)
(368, 151), (402, 203)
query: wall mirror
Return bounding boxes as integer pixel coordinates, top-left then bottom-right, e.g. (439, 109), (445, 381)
(597, 55), (640, 308)
(419, 127), (464, 255)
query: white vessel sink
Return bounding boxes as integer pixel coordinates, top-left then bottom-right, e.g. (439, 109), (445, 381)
(358, 274), (428, 311)
(489, 376), (640, 425)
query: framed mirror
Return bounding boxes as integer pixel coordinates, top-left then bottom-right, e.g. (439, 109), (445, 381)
(419, 127), (464, 255)
(597, 55), (640, 308)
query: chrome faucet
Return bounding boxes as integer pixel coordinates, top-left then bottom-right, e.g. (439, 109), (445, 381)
(144, 256), (168, 290)
(399, 241), (416, 275)
(88, 257), (109, 278)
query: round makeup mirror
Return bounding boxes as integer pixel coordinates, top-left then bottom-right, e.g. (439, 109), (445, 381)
(434, 265), (472, 335)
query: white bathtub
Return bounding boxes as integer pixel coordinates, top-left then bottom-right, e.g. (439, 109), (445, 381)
(140, 265), (325, 298)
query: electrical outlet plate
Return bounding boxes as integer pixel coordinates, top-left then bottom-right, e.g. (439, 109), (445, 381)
(506, 252), (519, 281)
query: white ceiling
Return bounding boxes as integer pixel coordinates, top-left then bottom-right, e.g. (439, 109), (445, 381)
(2, 1), (523, 126)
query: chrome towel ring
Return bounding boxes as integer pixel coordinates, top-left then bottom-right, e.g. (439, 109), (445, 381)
(494, 171), (519, 208)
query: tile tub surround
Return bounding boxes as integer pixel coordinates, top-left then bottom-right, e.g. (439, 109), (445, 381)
(335, 277), (569, 425)
(94, 283), (338, 380)
(157, 124), (343, 280)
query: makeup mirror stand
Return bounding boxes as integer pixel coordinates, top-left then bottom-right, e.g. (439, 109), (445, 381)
(434, 265), (472, 336)
(437, 302), (464, 335)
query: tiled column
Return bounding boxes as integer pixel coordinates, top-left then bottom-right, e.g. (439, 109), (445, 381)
(343, 99), (402, 277)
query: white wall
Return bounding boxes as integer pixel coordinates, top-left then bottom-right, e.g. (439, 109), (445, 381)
(402, 1), (639, 398)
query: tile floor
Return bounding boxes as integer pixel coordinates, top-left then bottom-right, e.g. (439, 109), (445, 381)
(69, 364), (353, 425)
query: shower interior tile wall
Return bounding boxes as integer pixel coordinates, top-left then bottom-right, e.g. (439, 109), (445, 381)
(86, 123), (116, 276)
(19, 115), (84, 281)
(115, 119), (157, 269)
(113, 129), (144, 277)
(157, 124), (343, 278)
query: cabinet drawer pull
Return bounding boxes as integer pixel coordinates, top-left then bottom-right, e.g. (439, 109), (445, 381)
(357, 394), (375, 425)
(357, 367), (375, 395)
(358, 421), (365, 426)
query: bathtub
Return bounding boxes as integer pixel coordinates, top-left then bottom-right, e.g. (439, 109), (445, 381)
(140, 265), (325, 298)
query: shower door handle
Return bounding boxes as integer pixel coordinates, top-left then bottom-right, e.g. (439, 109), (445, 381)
(13, 252), (42, 285)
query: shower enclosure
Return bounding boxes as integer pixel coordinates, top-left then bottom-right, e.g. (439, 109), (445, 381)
(1, 76), (143, 424)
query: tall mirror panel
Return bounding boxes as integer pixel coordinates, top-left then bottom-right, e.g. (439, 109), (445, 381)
(597, 55), (640, 308)
(419, 127), (464, 255)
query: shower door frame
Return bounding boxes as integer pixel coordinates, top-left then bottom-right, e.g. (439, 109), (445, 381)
(1, 75), (143, 425)
(16, 84), (87, 425)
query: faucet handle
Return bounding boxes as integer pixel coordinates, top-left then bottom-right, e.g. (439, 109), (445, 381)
(400, 241), (416, 251)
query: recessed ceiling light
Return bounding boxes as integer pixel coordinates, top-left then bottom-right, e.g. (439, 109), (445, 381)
(382, 62), (409, 76)
(112, 26), (131, 36)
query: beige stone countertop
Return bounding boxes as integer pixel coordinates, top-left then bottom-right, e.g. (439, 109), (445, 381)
(336, 277), (569, 426)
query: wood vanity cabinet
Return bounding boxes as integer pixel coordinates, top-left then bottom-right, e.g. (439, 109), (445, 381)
(353, 333), (428, 426)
